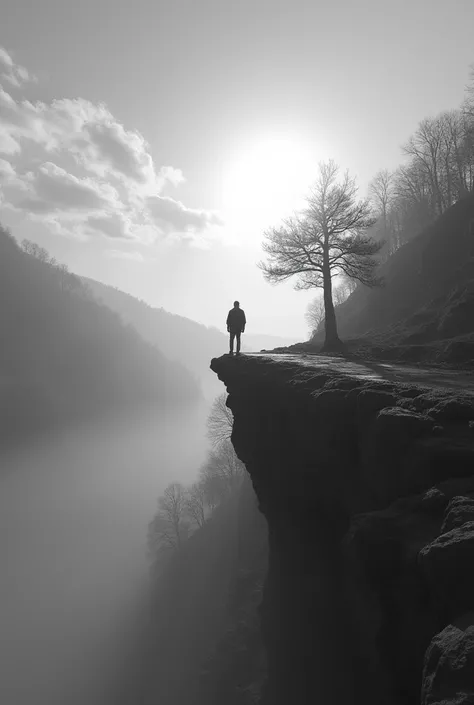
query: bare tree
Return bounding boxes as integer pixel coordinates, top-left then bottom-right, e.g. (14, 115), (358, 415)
(207, 440), (245, 488)
(389, 162), (434, 244)
(332, 281), (352, 306)
(464, 63), (474, 115)
(185, 482), (207, 528)
(198, 465), (225, 511)
(343, 275), (358, 295)
(51, 262), (83, 294)
(21, 239), (51, 263)
(206, 393), (233, 448)
(21, 240), (85, 294)
(199, 439), (245, 507)
(305, 295), (324, 336)
(147, 482), (189, 556)
(259, 160), (380, 350)
(369, 169), (395, 255)
(403, 117), (446, 216)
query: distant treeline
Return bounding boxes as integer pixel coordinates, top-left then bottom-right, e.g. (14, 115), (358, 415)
(0, 225), (200, 445)
(369, 69), (474, 257)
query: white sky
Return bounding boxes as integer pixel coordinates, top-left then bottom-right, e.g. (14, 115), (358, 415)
(1, 0), (473, 338)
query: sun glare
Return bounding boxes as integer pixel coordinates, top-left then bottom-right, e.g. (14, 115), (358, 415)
(222, 135), (318, 235)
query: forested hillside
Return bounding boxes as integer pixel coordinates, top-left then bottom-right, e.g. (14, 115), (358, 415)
(0, 226), (200, 444)
(326, 195), (474, 363)
(303, 76), (474, 356)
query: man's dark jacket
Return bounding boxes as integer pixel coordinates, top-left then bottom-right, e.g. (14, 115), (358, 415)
(226, 308), (246, 332)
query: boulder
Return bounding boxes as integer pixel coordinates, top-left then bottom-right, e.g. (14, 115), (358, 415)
(421, 488), (449, 515)
(442, 497), (474, 533)
(375, 407), (434, 447)
(419, 522), (474, 614)
(356, 390), (399, 426)
(422, 617), (474, 705)
(430, 398), (474, 423)
(411, 392), (449, 414)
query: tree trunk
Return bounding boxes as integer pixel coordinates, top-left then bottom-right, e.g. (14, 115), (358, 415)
(322, 257), (342, 352)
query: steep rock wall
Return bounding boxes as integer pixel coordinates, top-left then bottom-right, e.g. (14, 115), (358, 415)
(211, 354), (474, 705)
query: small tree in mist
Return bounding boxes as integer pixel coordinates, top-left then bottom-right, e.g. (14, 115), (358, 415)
(147, 482), (190, 555)
(185, 482), (207, 528)
(259, 160), (381, 351)
(198, 466), (224, 512)
(21, 239), (53, 263)
(369, 169), (397, 256)
(21, 238), (85, 294)
(148, 395), (245, 562)
(305, 295), (325, 337)
(201, 440), (245, 499)
(305, 279), (356, 338)
(206, 393), (233, 448)
(332, 280), (355, 306)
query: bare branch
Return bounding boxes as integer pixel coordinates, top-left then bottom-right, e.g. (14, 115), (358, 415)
(206, 393), (233, 448)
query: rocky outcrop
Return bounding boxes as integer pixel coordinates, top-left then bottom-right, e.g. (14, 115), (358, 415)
(210, 353), (474, 705)
(422, 616), (474, 705)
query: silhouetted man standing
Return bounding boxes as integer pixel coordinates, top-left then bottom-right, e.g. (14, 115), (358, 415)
(226, 301), (246, 355)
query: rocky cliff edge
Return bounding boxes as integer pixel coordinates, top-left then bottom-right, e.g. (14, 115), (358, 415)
(211, 353), (474, 705)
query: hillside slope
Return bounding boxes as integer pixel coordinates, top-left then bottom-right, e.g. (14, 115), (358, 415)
(315, 195), (474, 363)
(83, 278), (295, 398)
(0, 227), (199, 444)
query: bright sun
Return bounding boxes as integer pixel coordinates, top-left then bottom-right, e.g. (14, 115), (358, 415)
(222, 135), (318, 234)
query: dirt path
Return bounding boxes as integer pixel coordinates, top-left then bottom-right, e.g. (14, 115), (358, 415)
(248, 352), (474, 394)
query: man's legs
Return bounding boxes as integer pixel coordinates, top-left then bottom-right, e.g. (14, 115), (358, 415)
(229, 331), (235, 354)
(236, 332), (241, 354)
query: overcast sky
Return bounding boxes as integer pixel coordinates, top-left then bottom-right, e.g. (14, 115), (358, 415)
(1, 0), (473, 338)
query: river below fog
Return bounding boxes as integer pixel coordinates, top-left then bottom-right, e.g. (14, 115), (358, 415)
(0, 402), (209, 705)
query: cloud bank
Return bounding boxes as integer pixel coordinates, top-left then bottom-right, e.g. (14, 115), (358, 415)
(0, 46), (222, 246)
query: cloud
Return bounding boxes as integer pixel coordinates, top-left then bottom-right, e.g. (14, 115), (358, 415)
(159, 166), (185, 187)
(0, 157), (15, 204)
(0, 51), (223, 244)
(0, 157), (17, 182)
(0, 47), (36, 88)
(0, 127), (20, 154)
(17, 162), (119, 215)
(0, 90), (184, 199)
(147, 195), (223, 234)
(84, 212), (134, 239)
(83, 121), (155, 185)
(0, 85), (54, 150)
(105, 249), (145, 262)
(11, 162), (133, 240)
(0, 157), (28, 202)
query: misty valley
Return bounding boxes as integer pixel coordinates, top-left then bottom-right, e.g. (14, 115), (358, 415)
(0, 407), (209, 705)
(0, 228), (265, 704)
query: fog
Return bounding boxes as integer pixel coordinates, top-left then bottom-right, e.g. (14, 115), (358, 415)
(0, 403), (209, 705)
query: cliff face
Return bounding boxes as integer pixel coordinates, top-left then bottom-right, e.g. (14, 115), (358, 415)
(211, 353), (474, 705)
